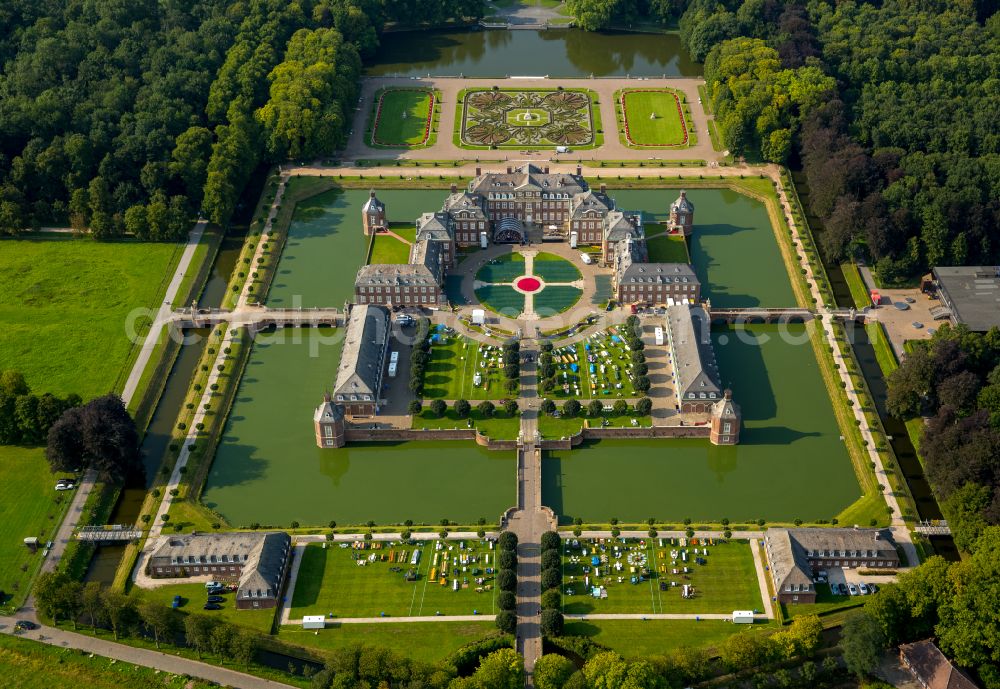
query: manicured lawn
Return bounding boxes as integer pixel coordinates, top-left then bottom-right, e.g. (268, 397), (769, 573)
(369, 232), (411, 264)
(532, 252), (582, 282)
(475, 252), (526, 282)
(563, 618), (774, 657)
(645, 233), (690, 263)
(0, 446), (67, 611)
(620, 89), (688, 147)
(0, 237), (180, 398)
(0, 634), (217, 689)
(371, 88), (434, 146)
(540, 332), (637, 400)
(562, 538), (762, 614)
(534, 286), (582, 315)
(137, 581), (277, 633)
(422, 335), (518, 400)
(278, 621), (500, 664)
(289, 540), (499, 618)
(538, 413), (651, 440)
(475, 285), (524, 316)
(413, 409), (521, 440)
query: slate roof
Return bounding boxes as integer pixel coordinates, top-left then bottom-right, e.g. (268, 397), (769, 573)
(416, 212), (454, 242)
(570, 190), (613, 218)
(355, 263), (440, 288)
(468, 163), (587, 197)
(409, 237), (447, 284)
(665, 304), (721, 401)
(442, 192), (487, 220)
(362, 190), (384, 214)
(671, 190), (694, 214)
(333, 304), (389, 399)
(603, 209), (642, 243)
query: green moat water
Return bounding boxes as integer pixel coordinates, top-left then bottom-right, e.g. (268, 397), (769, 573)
(544, 324), (860, 523)
(366, 29), (700, 78)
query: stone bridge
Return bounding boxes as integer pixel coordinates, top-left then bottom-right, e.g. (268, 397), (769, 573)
(168, 307), (343, 329)
(77, 525), (144, 542)
(913, 520), (951, 536)
(708, 307), (865, 324)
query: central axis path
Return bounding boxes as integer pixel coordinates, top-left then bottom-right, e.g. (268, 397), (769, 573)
(506, 340), (553, 687)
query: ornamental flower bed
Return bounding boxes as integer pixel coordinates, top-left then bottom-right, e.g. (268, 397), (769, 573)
(371, 88), (434, 147)
(620, 89), (689, 148)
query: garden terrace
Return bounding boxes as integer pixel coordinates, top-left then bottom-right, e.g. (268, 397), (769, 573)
(458, 88), (600, 149)
(369, 87), (439, 148)
(617, 88), (691, 148)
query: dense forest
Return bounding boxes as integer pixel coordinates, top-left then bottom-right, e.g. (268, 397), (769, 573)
(0, 0), (483, 237)
(569, 0), (1000, 283)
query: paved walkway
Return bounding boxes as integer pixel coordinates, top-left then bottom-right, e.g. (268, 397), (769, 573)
(749, 538), (776, 619)
(0, 616), (296, 689)
(284, 614), (495, 625)
(565, 612), (768, 621)
(345, 77), (716, 164)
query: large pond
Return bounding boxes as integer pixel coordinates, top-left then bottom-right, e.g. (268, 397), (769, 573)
(543, 324), (862, 522)
(366, 29), (701, 78)
(201, 330), (514, 526)
(268, 187), (445, 309)
(611, 188), (796, 308)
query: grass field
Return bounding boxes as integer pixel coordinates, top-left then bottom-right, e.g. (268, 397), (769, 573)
(289, 540), (499, 618)
(475, 253), (526, 282)
(563, 618), (775, 657)
(538, 413), (651, 440)
(534, 286), (582, 315)
(369, 232), (411, 264)
(562, 538), (762, 614)
(0, 634), (217, 689)
(413, 408), (520, 440)
(532, 252), (581, 282)
(620, 90), (688, 147)
(779, 582), (862, 619)
(475, 285), (524, 316)
(0, 237), (180, 398)
(371, 88), (434, 146)
(422, 335), (518, 400)
(278, 621), (499, 664)
(645, 232), (690, 263)
(138, 581), (277, 633)
(541, 333), (637, 400)
(0, 446), (67, 611)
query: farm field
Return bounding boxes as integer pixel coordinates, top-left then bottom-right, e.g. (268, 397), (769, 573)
(289, 539), (499, 618)
(422, 332), (518, 400)
(202, 331), (515, 526)
(0, 236), (180, 398)
(561, 537), (762, 614)
(0, 446), (67, 610)
(278, 621), (499, 664)
(619, 89), (688, 147)
(370, 88), (435, 146)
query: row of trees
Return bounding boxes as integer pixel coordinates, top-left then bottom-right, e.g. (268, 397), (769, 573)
(410, 317), (433, 397)
(0, 369), (80, 446)
(412, 398), (520, 420)
(885, 324), (1000, 550)
(494, 531), (519, 635)
(34, 571), (259, 662)
(539, 531), (565, 637)
(680, 0), (1000, 280)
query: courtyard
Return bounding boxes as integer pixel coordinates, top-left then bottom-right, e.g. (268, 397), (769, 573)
(561, 537), (763, 615)
(422, 330), (519, 400)
(289, 539), (499, 618)
(540, 328), (638, 400)
(458, 87), (599, 149)
(472, 250), (585, 318)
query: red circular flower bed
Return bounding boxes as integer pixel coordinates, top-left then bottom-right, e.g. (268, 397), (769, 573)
(515, 277), (542, 292)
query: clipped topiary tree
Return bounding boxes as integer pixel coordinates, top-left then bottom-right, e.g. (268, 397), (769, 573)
(540, 588), (561, 610)
(540, 609), (564, 637)
(498, 531), (518, 552)
(497, 569), (517, 592)
(541, 549), (561, 571)
(429, 399), (446, 418)
(497, 590), (517, 611)
(498, 549), (517, 570)
(541, 531), (561, 551)
(455, 399), (471, 418)
(495, 609), (517, 634)
(541, 568), (561, 591)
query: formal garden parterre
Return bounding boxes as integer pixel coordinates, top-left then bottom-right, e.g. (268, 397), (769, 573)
(369, 87), (439, 148)
(458, 88), (600, 149)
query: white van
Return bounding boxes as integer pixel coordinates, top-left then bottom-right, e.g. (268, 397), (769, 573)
(580, 253), (592, 265)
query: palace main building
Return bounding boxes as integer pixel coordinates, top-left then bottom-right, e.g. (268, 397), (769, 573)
(354, 163), (701, 308)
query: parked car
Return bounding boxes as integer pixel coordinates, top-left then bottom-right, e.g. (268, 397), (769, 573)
(54, 482), (75, 491)
(848, 583), (859, 596)
(171, 595), (182, 608)
(13, 620), (38, 632)
(203, 603), (222, 611)
(204, 580), (222, 589)
(859, 583), (870, 595)
(207, 595), (225, 603)
(206, 586), (226, 596)
(838, 583), (849, 596)
(868, 583), (879, 593)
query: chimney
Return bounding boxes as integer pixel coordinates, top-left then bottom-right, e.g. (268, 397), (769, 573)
(450, 183), (457, 194)
(724, 389), (732, 400)
(576, 165), (582, 176)
(369, 189), (376, 199)
(600, 183), (607, 194)
(475, 167), (481, 177)
(507, 166), (512, 174)
(543, 166), (549, 174)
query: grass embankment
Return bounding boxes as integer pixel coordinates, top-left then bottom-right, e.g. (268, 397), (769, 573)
(0, 236), (181, 399)
(0, 447), (71, 612)
(0, 634), (218, 689)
